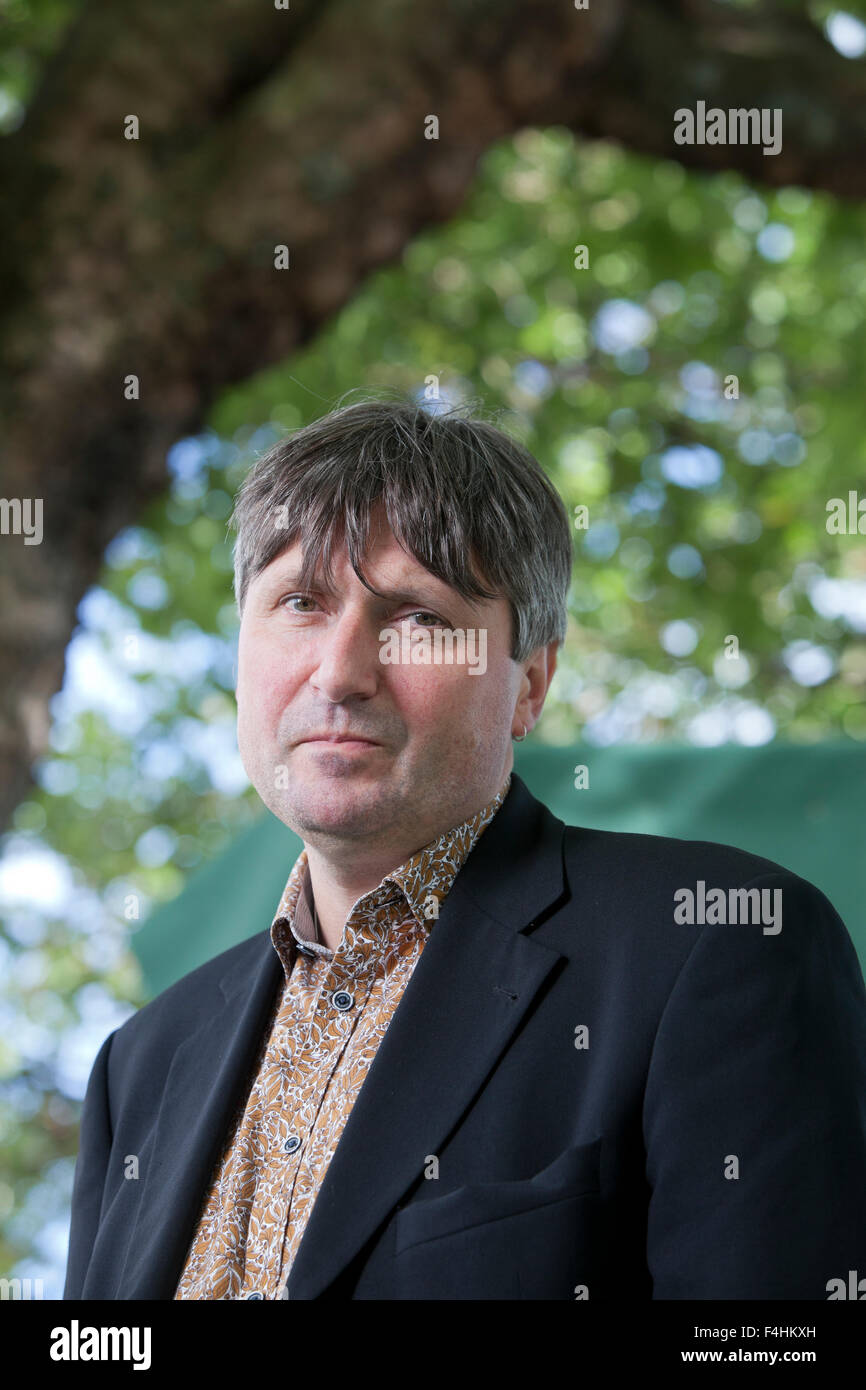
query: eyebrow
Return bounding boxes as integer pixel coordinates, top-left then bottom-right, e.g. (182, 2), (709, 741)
(267, 566), (460, 607)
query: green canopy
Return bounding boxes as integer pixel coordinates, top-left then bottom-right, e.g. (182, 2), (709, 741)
(132, 740), (866, 998)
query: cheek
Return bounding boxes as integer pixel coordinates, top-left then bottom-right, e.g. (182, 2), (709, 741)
(395, 665), (499, 727)
(237, 632), (292, 729)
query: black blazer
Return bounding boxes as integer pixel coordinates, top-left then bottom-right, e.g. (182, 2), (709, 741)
(64, 773), (866, 1300)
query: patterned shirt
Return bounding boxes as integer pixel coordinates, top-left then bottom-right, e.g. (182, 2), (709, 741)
(174, 774), (512, 1300)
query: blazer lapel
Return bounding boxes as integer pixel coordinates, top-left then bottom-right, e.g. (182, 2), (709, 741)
(116, 934), (283, 1298)
(287, 773), (567, 1300)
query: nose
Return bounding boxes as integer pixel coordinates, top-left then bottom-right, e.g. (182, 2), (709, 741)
(308, 606), (382, 704)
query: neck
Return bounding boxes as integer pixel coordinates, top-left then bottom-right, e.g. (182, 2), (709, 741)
(301, 769), (513, 951)
(304, 845), (411, 952)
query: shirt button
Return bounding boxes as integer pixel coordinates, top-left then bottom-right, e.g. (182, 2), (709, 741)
(332, 990), (354, 1011)
(283, 1134), (301, 1153)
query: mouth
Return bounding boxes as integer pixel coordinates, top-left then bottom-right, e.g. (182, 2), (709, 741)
(298, 736), (380, 748)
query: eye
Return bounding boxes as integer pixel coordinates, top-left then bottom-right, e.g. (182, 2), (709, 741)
(402, 610), (447, 627)
(277, 596), (448, 626)
(279, 593), (318, 612)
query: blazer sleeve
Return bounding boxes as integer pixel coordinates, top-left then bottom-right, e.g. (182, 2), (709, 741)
(63, 1028), (116, 1299)
(642, 870), (866, 1299)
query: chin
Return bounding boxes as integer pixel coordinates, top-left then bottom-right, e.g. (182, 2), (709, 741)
(263, 781), (381, 828)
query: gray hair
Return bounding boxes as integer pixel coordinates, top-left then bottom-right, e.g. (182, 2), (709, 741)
(230, 390), (573, 664)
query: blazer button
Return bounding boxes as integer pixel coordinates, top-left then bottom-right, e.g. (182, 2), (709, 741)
(246, 1291), (264, 1300)
(283, 1135), (301, 1153)
(332, 990), (354, 1011)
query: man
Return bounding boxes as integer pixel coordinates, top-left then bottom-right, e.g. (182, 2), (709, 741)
(64, 397), (866, 1300)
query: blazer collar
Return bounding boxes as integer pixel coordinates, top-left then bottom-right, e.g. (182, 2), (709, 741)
(117, 772), (567, 1299)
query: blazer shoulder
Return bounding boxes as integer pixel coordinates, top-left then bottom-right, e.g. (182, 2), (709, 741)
(562, 820), (801, 887)
(559, 821), (860, 955)
(557, 820), (862, 985)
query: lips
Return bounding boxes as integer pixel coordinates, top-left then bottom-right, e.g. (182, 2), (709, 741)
(299, 735), (379, 745)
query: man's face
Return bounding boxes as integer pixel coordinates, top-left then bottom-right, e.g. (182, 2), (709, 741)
(236, 508), (546, 855)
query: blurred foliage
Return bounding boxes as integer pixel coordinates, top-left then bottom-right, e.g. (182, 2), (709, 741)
(0, 0), (82, 133)
(4, 39), (866, 1288)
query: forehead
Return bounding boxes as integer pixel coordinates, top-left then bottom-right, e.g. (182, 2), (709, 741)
(262, 502), (462, 584)
(258, 531), (451, 592)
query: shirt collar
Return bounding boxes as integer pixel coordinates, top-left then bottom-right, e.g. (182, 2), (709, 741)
(269, 773), (512, 972)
